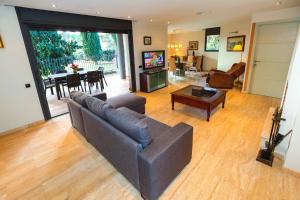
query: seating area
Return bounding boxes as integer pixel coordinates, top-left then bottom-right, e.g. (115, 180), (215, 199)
(46, 67), (108, 100)
(68, 91), (192, 200)
(168, 55), (203, 78)
(1, 1), (300, 200)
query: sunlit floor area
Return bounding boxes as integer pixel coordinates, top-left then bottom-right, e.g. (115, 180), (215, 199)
(1, 78), (300, 200)
(47, 73), (130, 117)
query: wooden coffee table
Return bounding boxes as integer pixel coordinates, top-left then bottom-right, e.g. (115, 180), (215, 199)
(171, 85), (226, 121)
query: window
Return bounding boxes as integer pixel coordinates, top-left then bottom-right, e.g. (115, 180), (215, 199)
(205, 27), (220, 52)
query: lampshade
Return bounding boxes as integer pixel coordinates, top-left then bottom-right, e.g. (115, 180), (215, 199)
(233, 44), (242, 51)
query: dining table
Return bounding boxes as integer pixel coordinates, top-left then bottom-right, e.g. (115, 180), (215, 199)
(48, 70), (104, 100)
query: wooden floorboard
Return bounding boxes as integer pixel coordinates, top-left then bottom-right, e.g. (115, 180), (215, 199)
(1, 78), (300, 200)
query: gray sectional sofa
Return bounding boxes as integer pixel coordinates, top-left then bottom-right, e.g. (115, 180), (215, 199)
(67, 91), (193, 200)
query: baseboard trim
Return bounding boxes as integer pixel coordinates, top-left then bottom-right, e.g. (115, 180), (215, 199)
(0, 120), (46, 136)
(283, 167), (300, 178)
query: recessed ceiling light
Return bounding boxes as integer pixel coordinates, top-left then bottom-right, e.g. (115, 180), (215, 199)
(150, 19), (153, 22)
(168, 21), (171, 25)
(127, 16), (131, 19)
(52, 4), (56, 8)
(96, 11), (100, 14)
(276, 1), (282, 6)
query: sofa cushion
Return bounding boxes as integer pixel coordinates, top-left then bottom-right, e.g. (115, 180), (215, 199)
(85, 96), (113, 120)
(106, 107), (151, 148)
(70, 91), (89, 107)
(107, 93), (146, 113)
(145, 117), (171, 140)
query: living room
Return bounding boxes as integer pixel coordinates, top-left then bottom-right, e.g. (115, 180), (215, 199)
(1, 0), (300, 199)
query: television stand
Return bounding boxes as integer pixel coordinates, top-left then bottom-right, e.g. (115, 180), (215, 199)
(140, 69), (168, 92)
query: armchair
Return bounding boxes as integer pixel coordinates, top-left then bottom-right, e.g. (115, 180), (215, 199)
(207, 62), (246, 89)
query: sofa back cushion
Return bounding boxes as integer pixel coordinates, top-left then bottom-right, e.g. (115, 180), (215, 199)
(106, 107), (151, 148)
(85, 96), (112, 120)
(70, 91), (89, 107)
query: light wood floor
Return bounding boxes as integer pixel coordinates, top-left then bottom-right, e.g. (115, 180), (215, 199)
(1, 79), (300, 200)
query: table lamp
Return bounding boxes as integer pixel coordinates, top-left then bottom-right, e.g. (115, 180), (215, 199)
(233, 44), (243, 62)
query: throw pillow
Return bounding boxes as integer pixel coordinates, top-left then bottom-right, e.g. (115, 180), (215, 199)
(106, 107), (151, 148)
(85, 96), (112, 120)
(70, 91), (89, 107)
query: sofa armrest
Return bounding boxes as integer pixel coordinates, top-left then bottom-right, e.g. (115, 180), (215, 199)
(92, 92), (107, 101)
(208, 72), (235, 89)
(138, 123), (193, 200)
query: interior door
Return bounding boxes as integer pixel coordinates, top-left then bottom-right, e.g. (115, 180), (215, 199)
(250, 22), (299, 98)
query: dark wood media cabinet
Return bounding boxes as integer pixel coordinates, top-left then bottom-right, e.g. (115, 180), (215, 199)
(140, 69), (168, 93)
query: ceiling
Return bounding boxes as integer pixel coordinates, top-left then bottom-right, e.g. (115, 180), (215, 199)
(1, 0), (300, 33)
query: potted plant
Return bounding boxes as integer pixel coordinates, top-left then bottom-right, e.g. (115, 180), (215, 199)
(70, 63), (79, 74)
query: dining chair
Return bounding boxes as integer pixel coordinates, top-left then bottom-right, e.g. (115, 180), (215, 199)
(98, 67), (107, 87)
(86, 71), (102, 94)
(169, 57), (179, 79)
(54, 69), (67, 98)
(195, 56), (203, 72)
(186, 56), (194, 67)
(43, 78), (55, 95)
(66, 73), (84, 95)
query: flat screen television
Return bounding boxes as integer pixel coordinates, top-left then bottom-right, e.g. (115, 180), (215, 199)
(142, 50), (165, 70)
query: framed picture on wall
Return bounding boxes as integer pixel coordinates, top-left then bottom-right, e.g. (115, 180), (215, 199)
(188, 41), (198, 50)
(227, 35), (245, 52)
(0, 35), (4, 48)
(144, 36), (152, 45)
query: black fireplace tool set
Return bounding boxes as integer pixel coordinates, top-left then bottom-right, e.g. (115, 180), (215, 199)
(256, 107), (292, 166)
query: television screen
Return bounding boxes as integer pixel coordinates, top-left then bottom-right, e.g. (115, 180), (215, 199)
(142, 51), (165, 70)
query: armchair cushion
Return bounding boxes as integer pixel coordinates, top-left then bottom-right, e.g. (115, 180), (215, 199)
(208, 72), (235, 89)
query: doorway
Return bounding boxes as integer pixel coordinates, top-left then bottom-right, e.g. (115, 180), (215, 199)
(16, 7), (136, 120)
(250, 21), (299, 98)
(29, 30), (131, 117)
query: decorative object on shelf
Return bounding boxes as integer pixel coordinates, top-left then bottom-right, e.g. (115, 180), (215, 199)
(188, 41), (198, 50)
(0, 35), (4, 48)
(70, 63), (79, 74)
(256, 107), (292, 166)
(227, 35), (245, 52)
(144, 36), (152, 45)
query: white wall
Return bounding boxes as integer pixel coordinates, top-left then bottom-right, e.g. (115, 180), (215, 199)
(0, 6), (44, 134)
(283, 27), (300, 172)
(168, 31), (218, 71)
(217, 18), (251, 71)
(132, 21), (168, 90)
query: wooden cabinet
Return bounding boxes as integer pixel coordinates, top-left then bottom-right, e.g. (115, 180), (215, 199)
(140, 69), (168, 93)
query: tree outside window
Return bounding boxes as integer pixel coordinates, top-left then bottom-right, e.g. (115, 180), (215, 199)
(205, 27), (220, 52)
